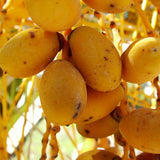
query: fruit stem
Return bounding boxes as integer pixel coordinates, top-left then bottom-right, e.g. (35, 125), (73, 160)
(133, 0), (156, 37)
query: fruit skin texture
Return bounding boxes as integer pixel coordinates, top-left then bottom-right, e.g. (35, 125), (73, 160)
(121, 37), (160, 84)
(69, 26), (122, 92)
(78, 84), (124, 124)
(119, 108), (160, 153)
(39, 60), (87, 126)
(0, 28), (61, 78)
(150, 0), (160, 7)
(24, 0), (81, 32)
(76, 149), (121, 160)
(82, 0), (133, 13)
(4, 0), (29, 19)
(76, 113), (119, 138)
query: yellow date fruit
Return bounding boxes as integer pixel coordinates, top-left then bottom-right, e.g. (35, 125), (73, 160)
(69, 26), (122, 92)
(82, 0), (133, 13)
(5, 0), (29, 20)
(39, 60), (87, 126)
(76, 110), (119, 138)
(119, 108), (160, 153)
(0, 28), (62, 78)
(24, 0), (81, 32)
(76, 149), (121, 160)
(121, 37), (160, 83)
(78, 84), (124, 124)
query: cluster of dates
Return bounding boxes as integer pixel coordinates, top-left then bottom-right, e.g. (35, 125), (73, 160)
(0, 0), (160, 159)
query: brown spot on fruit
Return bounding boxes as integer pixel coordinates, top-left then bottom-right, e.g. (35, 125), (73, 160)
(85, 129), (90, 134)
(104, 57), (108, 61)
(73, 112), (78, 119)
(84, 116), (93, 122)
(76, 102), (81, 110)
(141, 145), (145, 148)
(29, 31), (35, 38)
(105, 49), (110, 52)
(73, 102), (81, 119)
(23, 61), (27, 64)
(153, 48), (157, 52)
(110, 4), (114, 8)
